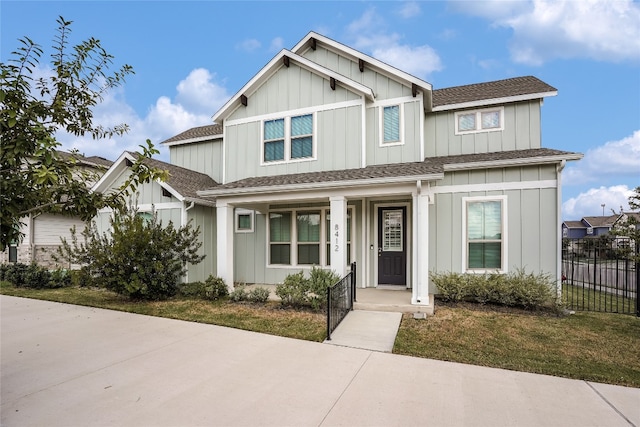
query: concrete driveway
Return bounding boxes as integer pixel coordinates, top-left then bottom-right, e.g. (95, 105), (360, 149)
(1, 295), (638, 427)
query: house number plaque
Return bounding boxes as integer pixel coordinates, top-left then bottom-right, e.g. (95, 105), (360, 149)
(334, 224), (339, 252)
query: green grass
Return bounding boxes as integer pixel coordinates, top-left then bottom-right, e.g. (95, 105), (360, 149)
(3, 282), (639, 387)
(563, 283), (637, 314)
(394, 302), (640, 388)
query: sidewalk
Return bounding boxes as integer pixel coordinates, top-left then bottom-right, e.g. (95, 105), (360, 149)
(1, 295), (638, 427)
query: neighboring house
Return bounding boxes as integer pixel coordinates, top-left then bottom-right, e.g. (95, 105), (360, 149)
(562, 215), (619, 238)
(106, 32), (584, 308)
(0, 152), (113, 268)
(92, 152), (218, 283)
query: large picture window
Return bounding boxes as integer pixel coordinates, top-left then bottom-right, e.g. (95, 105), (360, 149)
(268, 208), (353, 267)
(464, 197), (506, 271)
(263, 114), (314, 163)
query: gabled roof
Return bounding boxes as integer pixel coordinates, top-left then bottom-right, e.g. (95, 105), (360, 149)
(161, 124), (223, 146)
(432, 76), (557, 111)
(56, 151), (113, 169)
(198, 148), (580, 197)
(293, 32), (433, 107)
(582, 215), (619, 228)
(92, 152), (218, 206)
(563, 221), (586, 228)
(212, 49), (375, 124)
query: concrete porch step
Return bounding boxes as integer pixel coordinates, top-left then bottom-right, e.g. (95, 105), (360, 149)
(324, 310), (402, 352)
(354, 288), (434, 315)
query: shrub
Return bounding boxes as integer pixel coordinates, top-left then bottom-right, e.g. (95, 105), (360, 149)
(247, 287), (270, 304)
(229, 284), (248, 302)
(69, 268), (93, 287)
(48, 268), (71, 288)
(275, 271), (309, 307)
(178, 281), (206, 298)
(308, 267), (340, 310)
(0, 264), (8, 281)
(430, 271), (468, 302)
(3, 263), (30, 287)
(203, 276), (228, 300)
(57, 207), (204, 300)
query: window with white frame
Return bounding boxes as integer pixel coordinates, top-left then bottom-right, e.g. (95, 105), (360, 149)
(464, 197), (505, 271)
(455, 107), (503, 135)
(382, 105), (401, 144)
(235, 210), (254, 233)
(263, 113), (314, 163)
(268, 208), (353, 267)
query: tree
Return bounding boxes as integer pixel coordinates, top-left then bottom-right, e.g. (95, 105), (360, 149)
(610, 186), (640, 262)
(57, 206), (205, 300)
(0, 16), (166, 251)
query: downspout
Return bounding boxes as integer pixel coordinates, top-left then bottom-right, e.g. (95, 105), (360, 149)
(556, 160), (566, 300)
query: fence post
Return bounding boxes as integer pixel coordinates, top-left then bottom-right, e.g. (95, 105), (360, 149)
(351, 262), (357, 304)
(636, 240), (639, 318)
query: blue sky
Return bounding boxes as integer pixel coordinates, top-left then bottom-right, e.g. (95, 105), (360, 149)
(2, 1), (639, 220)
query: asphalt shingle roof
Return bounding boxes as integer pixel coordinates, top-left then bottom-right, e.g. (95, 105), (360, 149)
(582, 215), (619, 227)
(432, 76), (557, 108)
(202, 148), (578, 193)
(161, 124), (223, 145)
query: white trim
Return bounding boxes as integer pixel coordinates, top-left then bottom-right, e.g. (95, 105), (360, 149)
(292, 32), (432, 93)
(461, 195), (508, 274)
(222, 125), (227, 184)
(97, 202), (183, 213)
(419, 92), (425, 162)
(162, 134), (222, 147)
(432, 91), (557, 112)
(235, 209), (254, 233)
(455, 106), (504, 135)
(212, 49), (374, 124)
(225, 99), (361, 127)
(379, 103), (404, 147)
(372, 201), (412, 288)
(433, 179), (557, 194)
(371, 96), (417, 108)
(444, 154), (583, 171)
(199, 174), (443, 198)
(361, 96), (367, 168)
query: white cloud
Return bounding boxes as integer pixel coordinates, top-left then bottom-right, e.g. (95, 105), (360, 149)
(236, 38), (261, 53)
(563, 130), (640, 185)
(55, 68), (231, 162)
(269, 37), (285, 52)
(398, 2), (421, 18)
(457, 0), (640, 65)
(346, 9), (443, 78)
(562, 185), (633, 219)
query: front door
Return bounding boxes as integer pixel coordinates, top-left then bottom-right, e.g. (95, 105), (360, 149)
(377, 206), (407, 286)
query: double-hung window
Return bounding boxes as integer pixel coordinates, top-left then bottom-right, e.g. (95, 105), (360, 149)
(297, 211), (320, 265)
(464, 197), (506, 272)
(380, 104), (402, 145)
(263, 114), (314, 163)
(269, 212), (291, 264)
(455, 107), (503, 135)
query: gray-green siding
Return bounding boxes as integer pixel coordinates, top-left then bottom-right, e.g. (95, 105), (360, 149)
(169, 139), (223, 183)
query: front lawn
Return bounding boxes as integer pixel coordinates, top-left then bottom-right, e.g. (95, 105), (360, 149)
(2, 282), (639, 387)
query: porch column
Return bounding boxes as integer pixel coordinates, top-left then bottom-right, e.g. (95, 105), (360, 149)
(412, 192), (430, 305)
(330, 196), (348, 277)
(216, 201), (234, 292)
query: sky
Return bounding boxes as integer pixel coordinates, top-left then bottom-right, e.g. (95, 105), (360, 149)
(1, 0), (639, 220)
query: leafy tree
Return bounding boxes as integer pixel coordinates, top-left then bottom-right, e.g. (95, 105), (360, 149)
(0, 16), (166, 251)
(611, 186), (640, 262)
(57, 207), (205, 300)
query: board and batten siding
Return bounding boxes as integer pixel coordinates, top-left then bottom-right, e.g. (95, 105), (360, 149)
(425, 101), (542, 157)
(107, 171), (181, 206)
(169, 139), (223, 184)
(186, 205), (216, 283)
(429, 166), (559, 282)
(299, 45), (414, 101)
(366, 99), (423, 166)
(224, 104), (362, 183)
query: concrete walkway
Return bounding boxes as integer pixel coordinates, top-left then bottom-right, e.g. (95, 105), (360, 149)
(325, 311), (402, 352)
(2, 295), (639, 427)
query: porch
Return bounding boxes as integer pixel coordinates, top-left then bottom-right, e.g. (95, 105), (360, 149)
(245, 284), (434, 315)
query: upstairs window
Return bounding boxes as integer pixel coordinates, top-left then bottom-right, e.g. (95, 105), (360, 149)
(383, 105), (400, 143)
(455, 107), (504, 135)
(263, 114), (314, 164)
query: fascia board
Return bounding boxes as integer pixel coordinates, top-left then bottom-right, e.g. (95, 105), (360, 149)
(443, 154), (584, 171)
(198, 173), (444, 198)
(432, 91), (558, 112)
(212, 49), (375, 124)
(293, 32), (432, 93)
(91, 152), (137, 193)
(158, 181), (184, 202)
(162, 134), (223, 147)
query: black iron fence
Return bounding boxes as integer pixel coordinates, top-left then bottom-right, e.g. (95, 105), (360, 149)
(562, 238), (638, 316)
(326, 262), (357, 340)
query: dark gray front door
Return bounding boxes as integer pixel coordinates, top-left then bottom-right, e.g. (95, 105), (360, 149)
(377, 207), (407, 285)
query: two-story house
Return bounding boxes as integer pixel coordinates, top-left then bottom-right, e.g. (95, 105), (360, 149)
(96, 32), (582, 309)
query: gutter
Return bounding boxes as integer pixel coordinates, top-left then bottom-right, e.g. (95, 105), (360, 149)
(444, 154), (583, 172)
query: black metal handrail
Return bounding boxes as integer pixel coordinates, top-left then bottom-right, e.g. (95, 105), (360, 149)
(326, 262), (356, 340)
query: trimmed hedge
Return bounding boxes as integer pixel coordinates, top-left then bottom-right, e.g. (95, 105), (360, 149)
(430, 269), (557, 309)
